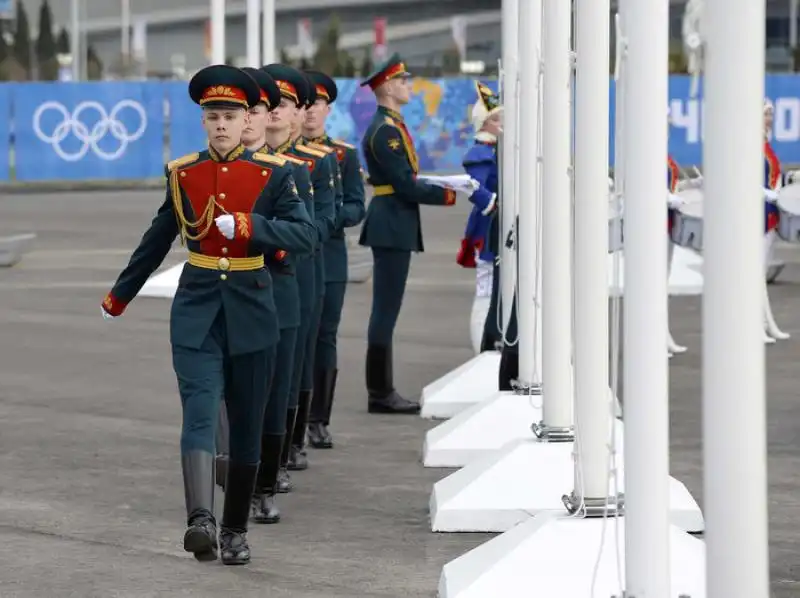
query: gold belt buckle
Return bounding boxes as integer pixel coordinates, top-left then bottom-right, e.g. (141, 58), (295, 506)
(218, 257), (231, 271)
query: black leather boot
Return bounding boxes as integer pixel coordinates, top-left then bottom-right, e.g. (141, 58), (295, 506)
(366, 344), (420, 414)
(251, 434), (283, 524)
(181, 450), (218, 562)
(214, 454), (228, 491)
(499, 344), (519, 392)
(308, 368), (335, 449)
(220, 461), (258, 565)
(277, 407), (296, 493)
(288, 390), (311, 471)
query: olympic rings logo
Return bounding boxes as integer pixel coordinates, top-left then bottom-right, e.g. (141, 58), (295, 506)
(32, 100), (148, 162)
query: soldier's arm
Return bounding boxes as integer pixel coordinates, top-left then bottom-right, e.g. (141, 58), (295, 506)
(101, 188), (179, 316)
(338, 148), (366, 228)
(333, 159), (344, 224)
(310, 157), (337, 244)
(237, 167), (315, 255)
(463, 160), (497, 215)
(371, 124), (455, 206)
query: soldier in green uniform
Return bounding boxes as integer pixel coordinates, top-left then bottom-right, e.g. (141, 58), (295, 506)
(359, 54), (471, 414)
(217, 66), (314, 524)
(302, 70), (366, 448)
(261, 63), (337, 488)
(100, 65), (314, 564)
(280, 75), (344, 468)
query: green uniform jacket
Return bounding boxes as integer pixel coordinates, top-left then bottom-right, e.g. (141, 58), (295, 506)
(358, 106), (455, 252)
(263, 148), (314, 330)
(310, 135), (366, 283)
(285, 142), (337, 301)
(102, 148), (314, 355)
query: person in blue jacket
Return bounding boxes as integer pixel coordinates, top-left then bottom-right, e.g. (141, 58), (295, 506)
(458, 82), (502, 354)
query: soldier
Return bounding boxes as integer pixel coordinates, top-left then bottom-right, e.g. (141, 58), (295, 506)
(236, 66), (315, 523)
(359, 53), (472, 414)
(301, 70), (366, 449)
(100, 65), (315, 564)
(261, 63), (337, 487)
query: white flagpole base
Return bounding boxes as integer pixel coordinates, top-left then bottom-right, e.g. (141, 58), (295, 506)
(420, 351), (502, 420)
(437, 511), (706, 598)
(140, 261), (184, 298)
(424, 388), (621, 468)
(423, 391), (541, 467)
(429, 436), (704, 534)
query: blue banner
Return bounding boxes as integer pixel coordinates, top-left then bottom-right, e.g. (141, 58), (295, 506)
(12, 82), (165, 181)
(4, 75), (800, 182)
(0, 84), (11, 181)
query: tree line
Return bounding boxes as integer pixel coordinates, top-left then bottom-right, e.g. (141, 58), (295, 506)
(0, 0), (103, 81)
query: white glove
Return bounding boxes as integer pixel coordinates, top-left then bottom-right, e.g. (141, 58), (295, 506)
(786, 170), (800, 184)
(667, 192), (684, 209)
(215, 214), (235, 239)
(763, 188), (779, 203)
(101, 307), (116, 320)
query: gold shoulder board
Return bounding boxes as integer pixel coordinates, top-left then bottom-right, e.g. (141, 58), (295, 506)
(308, 142), (334, 154)
(252, 152), (287, 167)
(167, 152), (200, 172)
(383, 116), (398, 127)
(333, 139), (355, 150)
(295, 144), (326, 159)
(278, 153), (305, 166)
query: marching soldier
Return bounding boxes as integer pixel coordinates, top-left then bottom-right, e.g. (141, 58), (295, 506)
(281, 75), (344, 467)
(302, 70), (366, 448)
(234, 66), (315, 523)
(100, 65), (314, 564)
(261, 63), (337, 487)
(359, 53), (472, 414)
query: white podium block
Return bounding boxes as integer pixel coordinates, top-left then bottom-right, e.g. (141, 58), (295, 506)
(420, 351), (501, 420)
(430, 436), (704, 534)
(438, 511), (706, 598)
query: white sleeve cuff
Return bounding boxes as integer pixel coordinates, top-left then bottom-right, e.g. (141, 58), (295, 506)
(482, 193), (497, 216)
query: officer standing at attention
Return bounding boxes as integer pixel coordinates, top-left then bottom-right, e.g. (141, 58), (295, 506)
(359, 53), (470, 414)
(261, 63), (337, 487)
(302, 70), (366, 448)
(100, 65), (314, 565)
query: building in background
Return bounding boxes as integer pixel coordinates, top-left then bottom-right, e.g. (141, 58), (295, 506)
(16, 0), (501, 78)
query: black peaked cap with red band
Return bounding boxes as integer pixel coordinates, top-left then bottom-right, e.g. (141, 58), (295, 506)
(303, 72), (317, 108)
(188, 64), (261, 109)
(305, 70), (338, 104)
(259, 64), (310, 108)
(360, 53), (411, 90)
(240, 66), (281, 110)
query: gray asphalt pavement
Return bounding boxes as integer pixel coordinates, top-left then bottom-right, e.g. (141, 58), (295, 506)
(0, 190), (799, 596)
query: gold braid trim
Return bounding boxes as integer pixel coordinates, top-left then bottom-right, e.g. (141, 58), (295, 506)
(169, 169), (222, 245)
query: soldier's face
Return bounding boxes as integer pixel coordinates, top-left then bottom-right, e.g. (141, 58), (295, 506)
(266, 97), (298, 133)
(243, 104), (269, 145)
(764, 108), (774, 131)
(304, 99), (330, 130)
(390, 77), (411, 105)
(202, 108), (249, 153)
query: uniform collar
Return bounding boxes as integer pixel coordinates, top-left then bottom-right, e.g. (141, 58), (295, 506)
(309, 134), (330, 144)
(208, 143), (245, 162)
(378, 105), (404, 123)
(262, 136), (293, 155)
